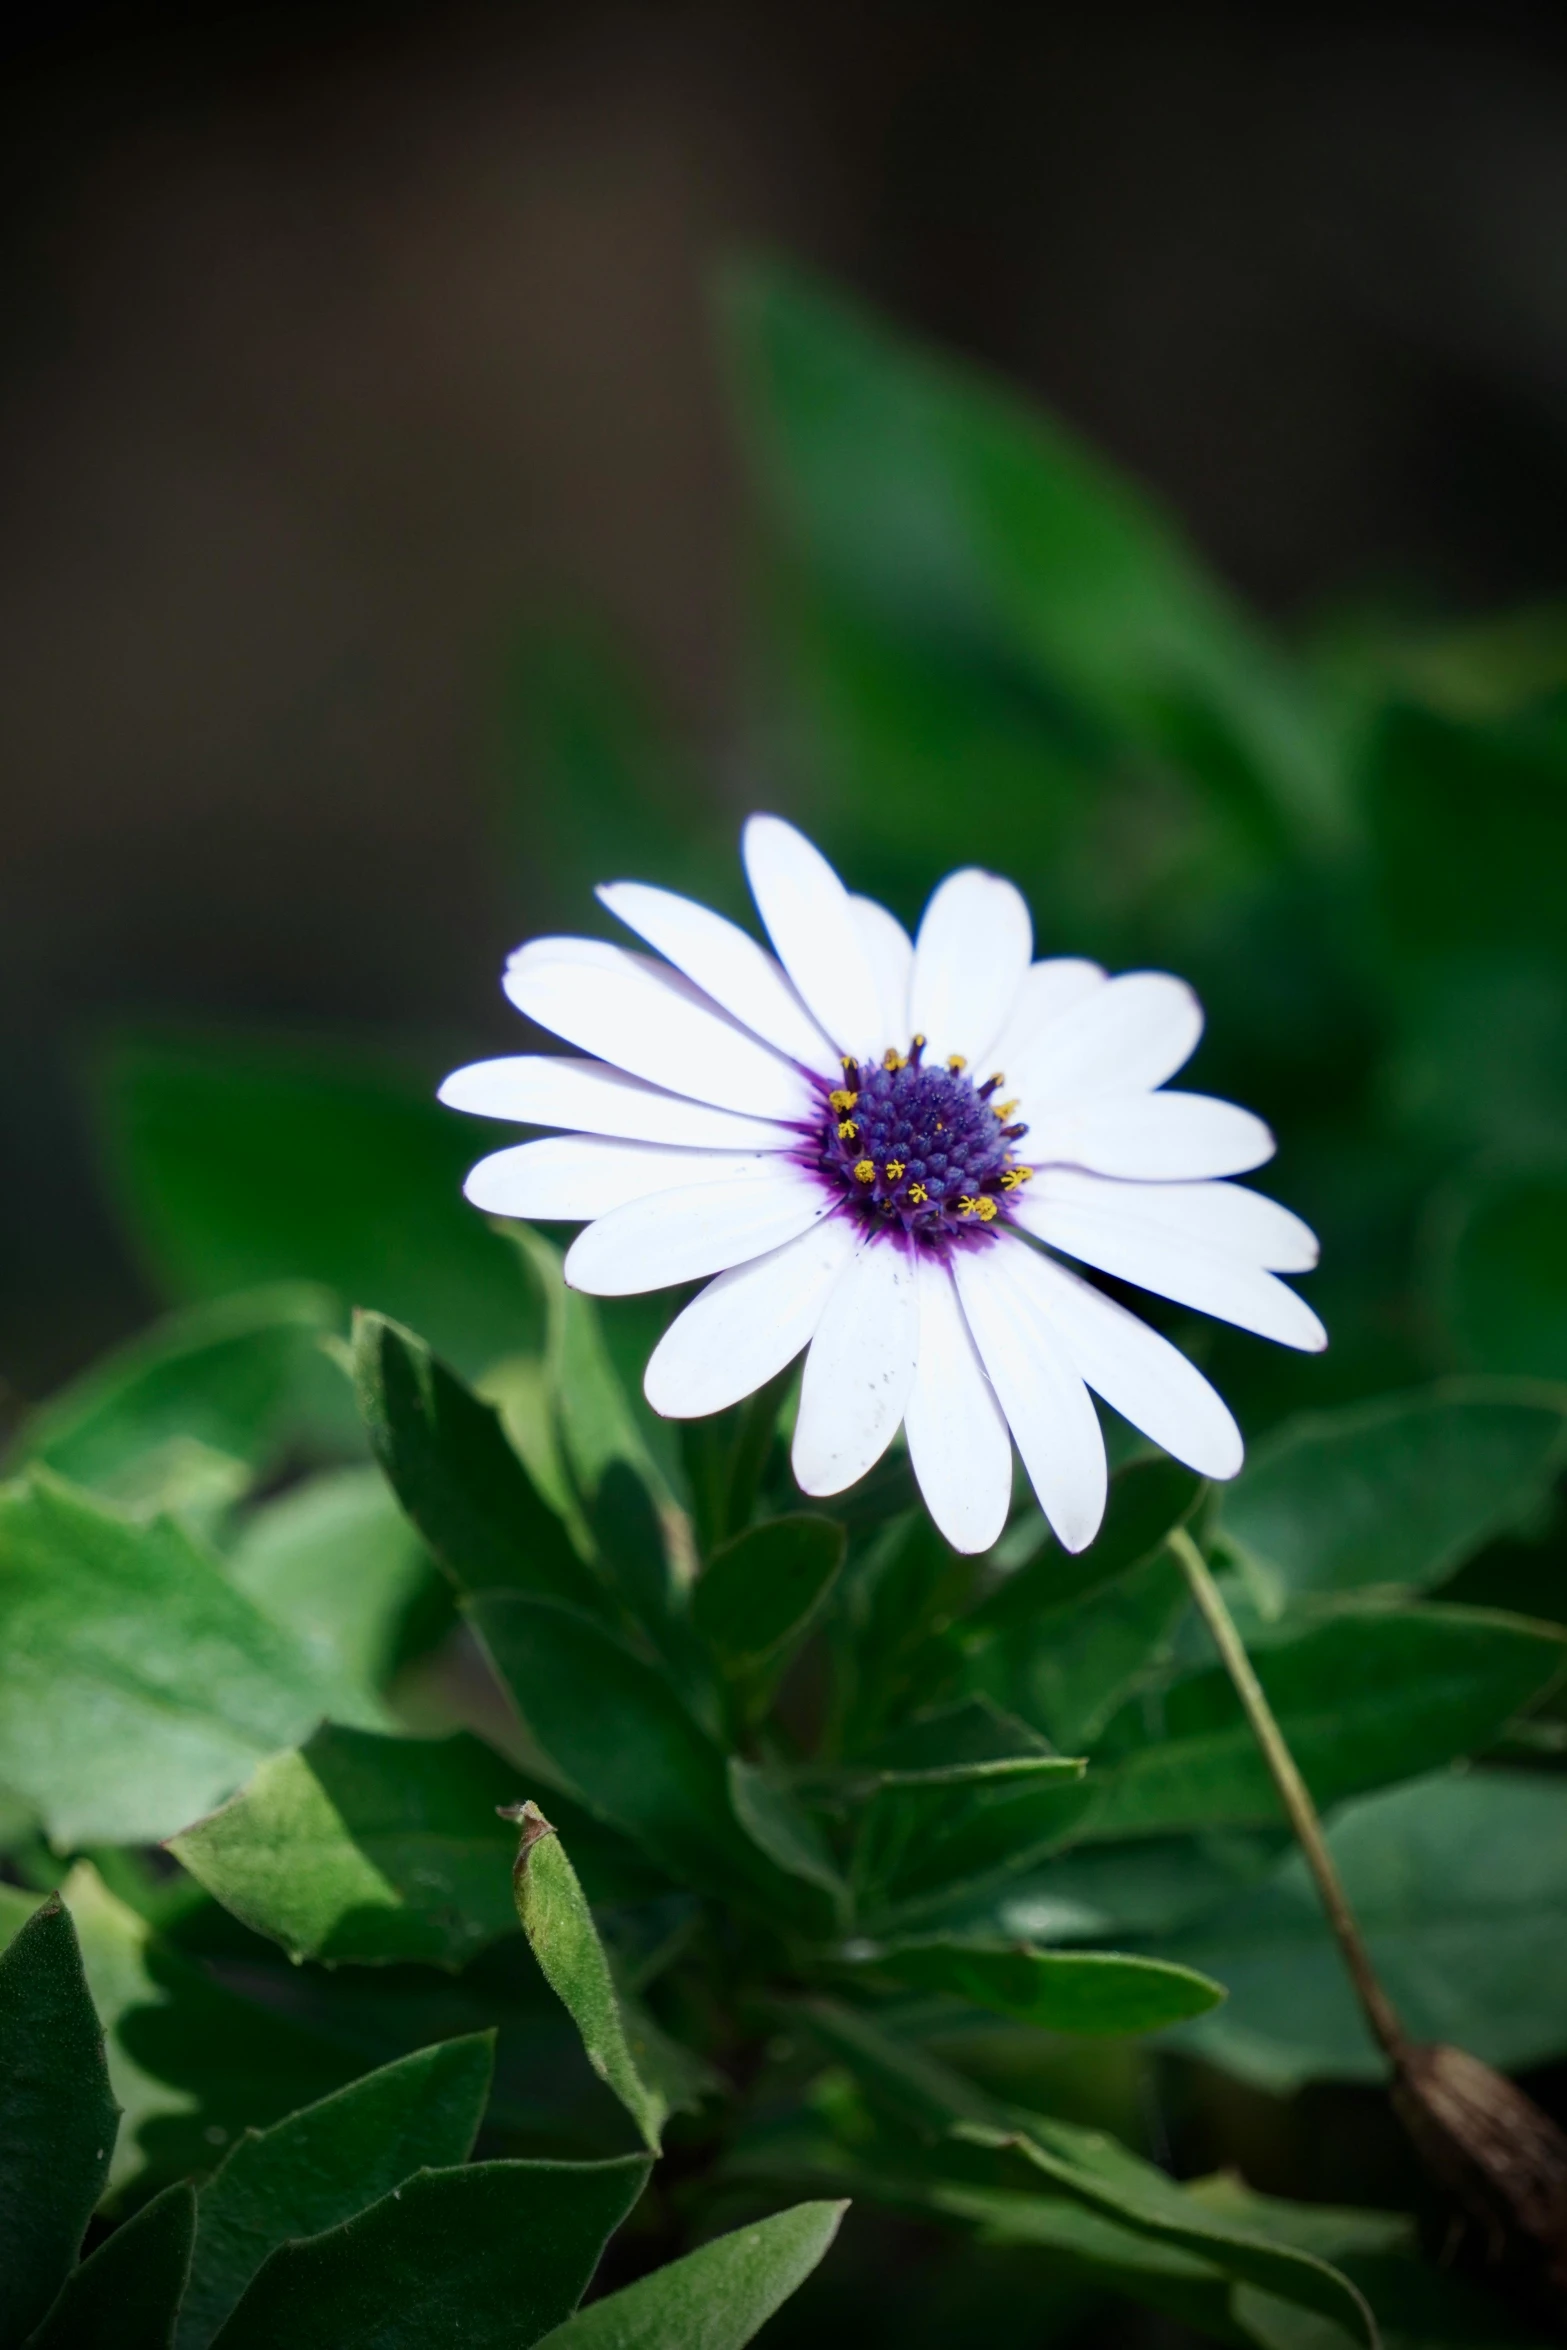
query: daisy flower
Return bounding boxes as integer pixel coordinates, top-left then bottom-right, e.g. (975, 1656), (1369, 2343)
(439, 816), (1323, 1556)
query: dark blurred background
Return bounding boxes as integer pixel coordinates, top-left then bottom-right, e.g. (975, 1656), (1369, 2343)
(8, 0), (1567, 1400)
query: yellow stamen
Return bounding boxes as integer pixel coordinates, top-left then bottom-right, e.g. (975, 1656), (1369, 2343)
(829, 1088), (857, 1113)
(838, 1120), (858, 1141)
(883, 1048), (907, 1072)
(994, 1100), (1018, 1122)
(885, 1160), (906, 1180)
(957, 1195), (978, 1216)
(947, 1054), (966, 1072)
(853, 1159), (875, 1184)
(911, 1033), (926, 1048)
(976, 1196), (999, 1222)
(985, 1072), (1005, 1091)
(999, 1165), (1035, 1189)
(908, 1182), (929, 1204)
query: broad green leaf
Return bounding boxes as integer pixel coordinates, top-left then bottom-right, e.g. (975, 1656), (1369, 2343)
(727, 1761), (848, 1914)
(0, 1473), (331, 1846)
(509, 1802), (713, 2151)
(949, 1832), (1284, 1948)
(169, 1729), (525, 1968)
(1436, 1170), (1567, 1382)
(10, 1286), (346, 1524)
(721, 261), (1343, 848)
(506, 1225), (680, 1513)
(225, 1466), (441, 1711)
(1154, 1769), (1567, 2088)
(871, 1940), (1224, 2037)
(354, 1313), (596, 1609)
(1085, 1602), (1566, 1841)
(178, 2036), (494, 2350)
(0, 1896), (118, 2344)
(834, 1511), (976, 1745)
(796, 2000), (1374, 2345)
(534, 2200), (848, 2350)
(94, 1034), (542, 1376)
(27, 2180), (195, 2350)
(209, 2154), (652, 2350)
(694, 1516), (844, 1719)
(959, 1458), (1203, 1648)
(474, 1597), (823, 1929)
(1218, 1383), (1567, 1602)
(45, 1863), (362, 2200)
(968, 1548), (1190, 1751)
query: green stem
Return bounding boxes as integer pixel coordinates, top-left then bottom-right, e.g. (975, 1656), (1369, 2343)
(1166, 1525), (1408, 2067)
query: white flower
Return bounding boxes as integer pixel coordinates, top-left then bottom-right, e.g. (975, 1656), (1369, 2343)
(440, 816), (1324, 1556)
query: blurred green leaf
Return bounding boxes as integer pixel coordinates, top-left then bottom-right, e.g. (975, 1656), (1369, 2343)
(694, 1516), (844, 1721)
(510, 1803), (715, 2151)
(224, 1467), (442, 1715)
(870, 1939), (1224, 2036)
(721, 259), (1344, 852)
(1155, 1768), (1567, 2088)
(1218, 1383), (1567, 1602)
(0, 1473), (333, 1847)
(178, 2036), (493, 2350)
(960, 1459), (1204, 1649)
(534, 2200), (848, 2350)
(473, 1596), (825, 1931)
(727, 1761), (848, 1915)
(835, 1512), (977, 1747)
(170, 1729), (524, 1969)
(1086, 1602), (1566, 1839)
(1435, 1171), (1567, 1381)
(354, 1313), (597, 1612)
(94, 1035), (540, 1377)
(969, 1549), (1190, 1753)
(9, 1286), (348, 1527)
(0, 1895), (118, 2344)
(28, 2180), (195, 2350)
(209, 2153), (651, 2350)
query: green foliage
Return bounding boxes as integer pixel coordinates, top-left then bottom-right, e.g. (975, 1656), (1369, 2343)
(0, 1897), (119, 2345)
(868, 1941), (1224, 2036)
(534, 2201), (848, 2349)
(26, 2181), (195, 2350)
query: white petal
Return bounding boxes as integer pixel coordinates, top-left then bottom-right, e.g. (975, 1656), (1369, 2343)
(952, 1237), (1107, 1553)
(908, 868), (1033, 1068)
(742, 815), (885, 1063)
(1028, 1168), (1318, 1273)
(1033, 1093), (1274, 1181)
(463, 1136), (779, 1222)
(644, 1215), (857, 1418)
(564, 1163), (830, 1297)
(1018, 1250), (1244, 1480)
(437, 1056), (795, 1151)
(903, 1253), (1013, 1553)
(1009, 972), (1202, 1111)
(987, 958), (1106, 1083)
(1015, 1189), (1326, 1352)
(792, 1237), (919, 1496)
(504, 938), (811, 1124)
(597, 880), (837, 1074)
(851, 894), (915, 1049)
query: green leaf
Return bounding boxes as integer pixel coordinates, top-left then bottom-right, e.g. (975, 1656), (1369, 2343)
(967, 1548), (1191, 1752)
(834, 1512), (976, 1746)
(534, 2201), (848, 2349)
(1153, 1768), (1567, 2088)
(177, 2036), (493, 2350)
(693, 1517), (844, 1718)
(960, 1458), (1204, 1647)
(0, 1895), (118, 2345)
(720, 261), (1343, 849)
(1217, 1383), (1567, 1602)
(209, 2154), (651, 2350)
(1435, 1170), (1567, 1382)
(1086, 1602), (1566, 1841)
(354, 1313), (596, 1610)
(473, 1596), (822, 1927)
(94, 1034), (542, 1377)
(27, 2181), (195, 2350)
(506, 1226), (679, 1514)
(169, 1729), (525, 1968)
(9, 1287), (346, 1525)
(870, 1940), (1224, 2036)
(224, 1467), (441, 1713)
(727, 1762), (848, 1914)
(0, 1473), (332, 1847)
(509, 1803), (713, 2152)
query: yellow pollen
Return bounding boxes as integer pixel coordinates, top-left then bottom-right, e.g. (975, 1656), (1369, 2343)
(853, 1159), (875, 1184)
(994, 1100), (1019, 1122)
(885, 1159), (906, 1180)
(976, 1196), (999, 1222)
(837, 1120), (858, 1141)
(985, 1072), (1005, 1091)
(947, 1054), (966, 1072)
(840, 1056), (857, 1071)
(907, 1182), (929, 1204)
(829, 1088), (857, 1113)
(911, 1033), (926, 1048)
(882, 1048), (907, 1072)
(957, 1195), (978, 1216)
(999, 1165), (1035, 1189)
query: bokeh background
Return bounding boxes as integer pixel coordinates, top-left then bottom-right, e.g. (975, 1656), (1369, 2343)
(6, 0), (1567, 1403)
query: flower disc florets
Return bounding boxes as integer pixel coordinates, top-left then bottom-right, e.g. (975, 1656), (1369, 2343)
(810, 1039), (1032, 1247)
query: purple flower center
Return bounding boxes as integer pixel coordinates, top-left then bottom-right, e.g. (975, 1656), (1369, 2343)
(805, 1042), (1032, 1248)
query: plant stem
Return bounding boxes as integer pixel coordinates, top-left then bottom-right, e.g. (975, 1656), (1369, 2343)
(1166, 1524), (1408, 2067)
